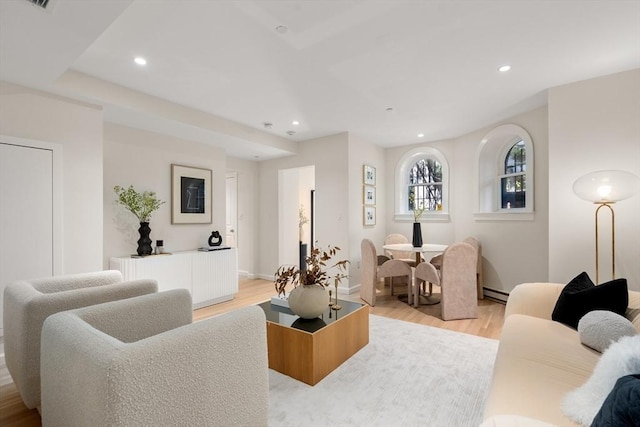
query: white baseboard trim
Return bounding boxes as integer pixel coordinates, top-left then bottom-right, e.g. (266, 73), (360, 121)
(483, 287), (509, 303)
(237, 270), (256, 279)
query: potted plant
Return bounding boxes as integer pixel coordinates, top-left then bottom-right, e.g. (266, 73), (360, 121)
(274, 245), (349, 319)
(114, 185), (165, 256)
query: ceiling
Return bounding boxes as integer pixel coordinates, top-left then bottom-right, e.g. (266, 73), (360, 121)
(1, 0), (639, 160)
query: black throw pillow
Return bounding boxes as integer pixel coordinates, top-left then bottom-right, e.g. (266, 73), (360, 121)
(591, 374), (640, 427)
(551, 272), (628, 329)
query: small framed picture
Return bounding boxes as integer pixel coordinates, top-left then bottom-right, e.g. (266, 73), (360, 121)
(363, 185), (376, 205)
(363, 206), (376, 226)
(363, 164), (376, 186)
(171, 164), (212, 224)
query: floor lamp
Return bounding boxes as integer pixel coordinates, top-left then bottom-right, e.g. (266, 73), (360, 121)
(572, 170), (640, 284)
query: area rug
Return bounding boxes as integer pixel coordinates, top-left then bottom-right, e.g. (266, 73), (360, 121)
(268, 314), (499, 427)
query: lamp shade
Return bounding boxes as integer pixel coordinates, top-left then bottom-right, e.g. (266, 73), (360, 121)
(573, 170), (640, 203)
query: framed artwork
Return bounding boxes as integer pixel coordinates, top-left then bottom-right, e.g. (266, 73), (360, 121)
(363, 206), (376, 226)
(363, 185), (376, 205)
(171, 164), (212, 224)
(363, 164), (376, 186)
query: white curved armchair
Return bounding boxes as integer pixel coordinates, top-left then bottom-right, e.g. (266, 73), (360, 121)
(40, 290), (269, 427)
(3, 270), (157, 409)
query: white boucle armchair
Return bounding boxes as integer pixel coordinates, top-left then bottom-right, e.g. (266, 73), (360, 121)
(40, 289), (269, 427)
(3, 270), (157, 410)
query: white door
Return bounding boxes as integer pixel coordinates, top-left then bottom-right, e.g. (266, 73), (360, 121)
(0, 142), (54, 334)
(225, 173), (237, 248)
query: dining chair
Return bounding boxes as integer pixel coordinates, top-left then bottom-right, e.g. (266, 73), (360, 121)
(383, 234), (420, 267)
(360, 239), (413, 306)
(414, 261), (441, 308)
(438, 242), (478, 320)
(430, 236), (484, 299)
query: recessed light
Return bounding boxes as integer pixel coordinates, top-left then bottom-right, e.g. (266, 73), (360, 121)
(498, 65), (511, 72)
(134, 57), (147, 66)
(275, 25), (288, 34)
(292, 120), (299, 126)
(417, 133), (425, 138)
(287, 130), (296, 136)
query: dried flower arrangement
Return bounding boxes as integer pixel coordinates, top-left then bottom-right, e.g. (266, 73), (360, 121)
(274, 244), (349, 297)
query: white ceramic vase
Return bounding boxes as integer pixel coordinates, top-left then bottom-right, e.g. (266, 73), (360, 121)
(288, 284), (329, 319)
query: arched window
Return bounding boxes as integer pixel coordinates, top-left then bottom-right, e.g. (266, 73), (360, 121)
(500, 140), (526, 209)
(395, 147), (449, 222)
(408, 158), (443, 211)
(475, 124), (534, 220)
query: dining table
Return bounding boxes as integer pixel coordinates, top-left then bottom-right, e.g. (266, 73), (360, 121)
(382, 243), (448, 265)
(382, 242), (448, 305)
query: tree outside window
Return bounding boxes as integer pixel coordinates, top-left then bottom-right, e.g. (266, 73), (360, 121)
(500, 140), (526, 209)
(408, 158), (443, 213)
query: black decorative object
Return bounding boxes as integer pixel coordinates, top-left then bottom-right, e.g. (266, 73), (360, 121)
(412, 222), (423, 247)
(299, 243), (308, 271)
(137, 222), (153, 256)
(208, 231), (222, 247)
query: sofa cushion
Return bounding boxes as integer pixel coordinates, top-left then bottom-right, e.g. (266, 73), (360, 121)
(591, 374), (640, 427)
(562, 335), (640, 427)
(578, 310), (637, 353)
(551, 272), (628, 329)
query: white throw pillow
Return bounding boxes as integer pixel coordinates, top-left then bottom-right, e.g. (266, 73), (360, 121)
(578, 310), (637, 353)
(562, 334), (640, 426)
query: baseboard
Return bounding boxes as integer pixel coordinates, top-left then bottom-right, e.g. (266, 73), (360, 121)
(237, 270), (256, 279)
(483, 287), (509, 304)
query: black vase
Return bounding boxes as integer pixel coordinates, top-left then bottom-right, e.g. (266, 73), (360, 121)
(412, 222), (423, 247)
(137, 222), (153, 256)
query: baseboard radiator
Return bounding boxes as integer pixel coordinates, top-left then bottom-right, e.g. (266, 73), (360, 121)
(483, 287), (509, 304)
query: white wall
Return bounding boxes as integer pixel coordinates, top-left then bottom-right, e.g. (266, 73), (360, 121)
(348, 134), (387, 292)
(103, 123), (227, 266)
(0, 82), (104, 273)
(258, 133), (350, 287)
(548, 69), (640, 290)
(453, 107), (549, 293)
(226, 156), (259, 277)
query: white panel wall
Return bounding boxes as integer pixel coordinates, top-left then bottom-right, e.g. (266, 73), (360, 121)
(258, 133), (349, 286)
(0, 82), (104, 273)
(549, 69), (640, 290)
(103, 123), (227, 266)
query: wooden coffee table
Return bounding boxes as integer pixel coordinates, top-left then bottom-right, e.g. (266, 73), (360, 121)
(258, 299), (369, 386)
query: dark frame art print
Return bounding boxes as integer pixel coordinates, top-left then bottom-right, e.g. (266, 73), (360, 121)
(171, 164), (212, 224)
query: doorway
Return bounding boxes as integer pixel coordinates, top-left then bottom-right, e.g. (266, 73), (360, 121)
(225, 172), (238, 248)
(278, 165), (315, 267)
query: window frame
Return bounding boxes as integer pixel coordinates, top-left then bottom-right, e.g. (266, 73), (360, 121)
(394, 146), (450, 222)
(474, 124), (534, 221)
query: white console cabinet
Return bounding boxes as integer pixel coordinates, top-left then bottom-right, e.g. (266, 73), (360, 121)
(110, 249), (238, 309)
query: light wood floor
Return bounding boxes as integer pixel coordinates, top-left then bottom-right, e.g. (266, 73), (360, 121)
(1, 277), (505, 427)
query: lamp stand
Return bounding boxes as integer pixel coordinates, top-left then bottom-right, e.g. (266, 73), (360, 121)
(594, 202), (615, 284)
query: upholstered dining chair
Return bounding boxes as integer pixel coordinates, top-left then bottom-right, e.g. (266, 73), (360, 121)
(384, 234), (421, 267)
(3, 270), (157, 410)
(437, 242), (478, 320)
(430, 236), (484, 299)
(414, 261), (441, 308)
(40, 290), (269, 427)
(361, 239), (413, 306)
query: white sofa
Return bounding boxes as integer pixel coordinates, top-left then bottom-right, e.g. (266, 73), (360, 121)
(40, 289), (269, 427)
(3, 270), (157, 409)
(481, 282), (640, 426)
